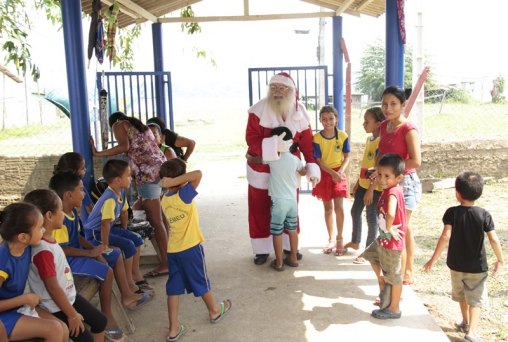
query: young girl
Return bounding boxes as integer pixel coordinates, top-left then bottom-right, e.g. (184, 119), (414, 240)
(24, 189), (107, 342)
(345, 107), (385, 263)
(0, 202), (67, 342)
(54, 152), (94, 224)
(312, 105), (351, 256)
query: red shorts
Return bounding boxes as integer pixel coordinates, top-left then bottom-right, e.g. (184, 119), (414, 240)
(312, 167), (348, 201)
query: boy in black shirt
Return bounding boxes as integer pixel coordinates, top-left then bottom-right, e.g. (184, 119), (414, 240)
(424, 171), (504, 342)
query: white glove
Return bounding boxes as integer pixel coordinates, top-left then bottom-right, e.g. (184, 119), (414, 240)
(276, 132), (292, 152)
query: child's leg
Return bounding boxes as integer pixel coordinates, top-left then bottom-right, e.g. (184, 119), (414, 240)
(369, 261), (386, 292)
(9, 315), (66, 342)
(272, 234), (283, 267)
(167, 295), (181, 338)
(322, 200), (335, 242)
(73, 294), (107, 342)
(347, 187), (366, 249)
(333, 196), (345, 242)
(36, 307), (69, 342)
(0, 320), (7, 342)
(111, 254), (144, 303)
(98, 267), (122, 333)
(364, 191), (381, 247)
(288, 230), (298, 265)
(108, 228), (142, 287)
(387, 283), (402, 313)
(142, 197), (169, 273)
(459, 300), (469, 325)
(403, 209), (415, 284)
(468, 306), (481, 336)
(132, 246), (143, 282)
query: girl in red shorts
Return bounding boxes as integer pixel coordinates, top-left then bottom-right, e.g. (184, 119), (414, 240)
(312, 105), (351, 256)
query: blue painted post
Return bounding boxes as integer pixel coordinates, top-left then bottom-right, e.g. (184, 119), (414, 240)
(60, 0), (94, 190)
(332, 16), (344, 130)
(152, 24), (168, 127)
(386, 0), (404, 88)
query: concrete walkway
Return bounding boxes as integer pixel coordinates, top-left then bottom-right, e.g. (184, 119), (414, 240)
(129, 158), (449, 342)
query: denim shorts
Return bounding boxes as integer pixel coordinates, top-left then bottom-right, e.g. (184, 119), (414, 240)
(399, 172), (422, 211)
(137, 180), (162, 200)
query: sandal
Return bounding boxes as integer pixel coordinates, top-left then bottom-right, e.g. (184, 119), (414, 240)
(270, 259), (285, 272)
(323, 240), (334, 254)
(105, 327), (126, 342)
(334, 238), (347, 256)
(353, 256), (366, 264)
(210, 299), (232, 324)
(371, 308), (401, 319)
(166, 325), (186, 342)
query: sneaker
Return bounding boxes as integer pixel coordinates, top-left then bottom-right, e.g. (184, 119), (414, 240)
(464, 332), (480, 342)
(454, 320), (469, 333)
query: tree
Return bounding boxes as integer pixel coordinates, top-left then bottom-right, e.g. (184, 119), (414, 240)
(356, 41), (436, 102)
(491, 75), (505, 103)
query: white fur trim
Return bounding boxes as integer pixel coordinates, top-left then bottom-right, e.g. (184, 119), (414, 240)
(251, 237), (274, 254)
(305, 163), (321, 184)
(248, 99), (311, 134)
(246, 164), (269, 189)
(262, 136), (279, 162)
(269, 74), (296, 88)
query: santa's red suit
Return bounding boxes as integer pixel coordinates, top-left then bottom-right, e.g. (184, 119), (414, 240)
(245, 75), (320, 256)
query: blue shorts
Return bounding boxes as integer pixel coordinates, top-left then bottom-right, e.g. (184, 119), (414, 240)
(67, 256), (114, 281)
(270, 197), (298, 235)
(137, 180), (161, 200)
(89, 226), (143, 259)
(166, 244), (211, 297)
(400, 172), (422, 211)
(0, 308), (22, 336)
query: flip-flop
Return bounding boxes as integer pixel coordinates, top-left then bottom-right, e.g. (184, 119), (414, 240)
(371, 308), (401, 319)
(353, 257), (366, 264)
(105, 327), (126, 342)
(270, 260), (285, 272)
(166, 325), (186, 342)
(210, 299), (232, 324)
(126, 292), (151, 311)
(143, 270), (169, 278)
(283, 258), (298, 267)
(135, 279), (155, 291)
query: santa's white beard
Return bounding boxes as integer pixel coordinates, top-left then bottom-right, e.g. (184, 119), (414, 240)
(267, 92), (294, 117)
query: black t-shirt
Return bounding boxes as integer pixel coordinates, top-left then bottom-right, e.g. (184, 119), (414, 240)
(443, 205), (495, 273)
(164, 130), (184, 159)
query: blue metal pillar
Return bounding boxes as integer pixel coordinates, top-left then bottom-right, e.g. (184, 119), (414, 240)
(61, 0), (94, 190)
(332, 16), (344, 130)
(152, 23), (169, 128)
(386, 0), (404, 87)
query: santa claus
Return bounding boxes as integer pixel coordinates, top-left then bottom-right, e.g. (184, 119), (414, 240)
(245, 72), (320, 265)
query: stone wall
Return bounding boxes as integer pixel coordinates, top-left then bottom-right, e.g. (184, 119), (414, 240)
(1, 139), (507, 208)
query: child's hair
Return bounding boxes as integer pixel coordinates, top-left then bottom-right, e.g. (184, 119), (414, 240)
(103, 159), (130, 183)
(54, 152), (84, 175)
(270, 126), (298, 154)
(365, 106), (385, 122)
(0, 202), (40, 241)
(147, 117), (173, 142)
(382, 86), (411, 104)
(455, 171), (484, 201)
(23, 189), (60, 217)
(147, 122), (162, 136)
(378, 153), (405, 176)
(319, 105), (338, 118)
(108, 111), (147, 133)
(49, 171), (81, 200)
(159, 158), (187, 179)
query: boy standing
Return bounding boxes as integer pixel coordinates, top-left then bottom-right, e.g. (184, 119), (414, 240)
(424, 171), (504, 342)
(264, 127), (307, 271)
(159, 159), (231, 342)
(83, 160), (151, 294)
(362, 153), (407, 319)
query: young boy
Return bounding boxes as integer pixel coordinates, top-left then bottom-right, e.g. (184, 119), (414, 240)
(159, 159), (232, 342)
(49, 173), (149, 321)
(362, 153), (406, 319)
(263, 127), (306, 271)
(424, 171), (504, 342)
(83, 159), (152, 295)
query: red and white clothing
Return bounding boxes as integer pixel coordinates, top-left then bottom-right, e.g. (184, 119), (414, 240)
(376, 186), (407, 251)
(246, 98), (319, 254)
(28, 238), (76, 313)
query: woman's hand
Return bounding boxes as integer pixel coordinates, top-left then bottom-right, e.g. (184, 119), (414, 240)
(363, 188), (374, 205)
(89, 136), (98, 156)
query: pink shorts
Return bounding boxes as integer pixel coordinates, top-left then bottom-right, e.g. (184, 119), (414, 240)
(312, 167), (348, 201)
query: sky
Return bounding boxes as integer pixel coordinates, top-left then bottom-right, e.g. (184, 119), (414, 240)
(25, 0), (508, 117)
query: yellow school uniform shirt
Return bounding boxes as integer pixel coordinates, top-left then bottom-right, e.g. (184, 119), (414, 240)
(359, 136), (382, 192)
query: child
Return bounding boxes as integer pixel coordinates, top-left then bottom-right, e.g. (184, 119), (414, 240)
(24, 189), (107, 341)
(83, 159), (152, 293)
(49, 172), (152, 340)
(264, 127), (306, 271)
(147, 122), (178, 160)
(312, 105), (351, 256)
(0, 202), (68, 342)
(345, 107), (385, 263)
(54, 152), (94, 224)
(423, 172), (504, 342)
(362, 153), (407, 319)
(159, 159), (231, 341)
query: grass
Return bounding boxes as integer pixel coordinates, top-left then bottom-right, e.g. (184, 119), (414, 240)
(411, 181), (508, 341)
(0, 118), (69, 140)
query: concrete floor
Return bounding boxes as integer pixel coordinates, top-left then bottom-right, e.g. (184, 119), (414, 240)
(127, 159), (449, 342)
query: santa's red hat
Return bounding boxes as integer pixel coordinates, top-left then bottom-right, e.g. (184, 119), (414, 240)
(269, 72), (299, 111)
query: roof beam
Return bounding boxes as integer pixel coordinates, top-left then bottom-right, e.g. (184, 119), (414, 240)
(159, 11), (359, 23)
(336, 0), (355, 15)
(156, 0), (203, 15)
(244, 0), (249, 16)
(356, 0), (375, 11)
(116, 0), (158, 22)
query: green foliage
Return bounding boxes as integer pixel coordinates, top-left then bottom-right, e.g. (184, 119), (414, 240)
(445, 87), (471, 103)
(115, 24), (141, 71)
(356, 41), (438, 102)
(491, 75), (505, 103)
(180, 6), (201, 35)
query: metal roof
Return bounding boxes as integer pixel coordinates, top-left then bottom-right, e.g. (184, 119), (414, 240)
(82, 0), (386, 29)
